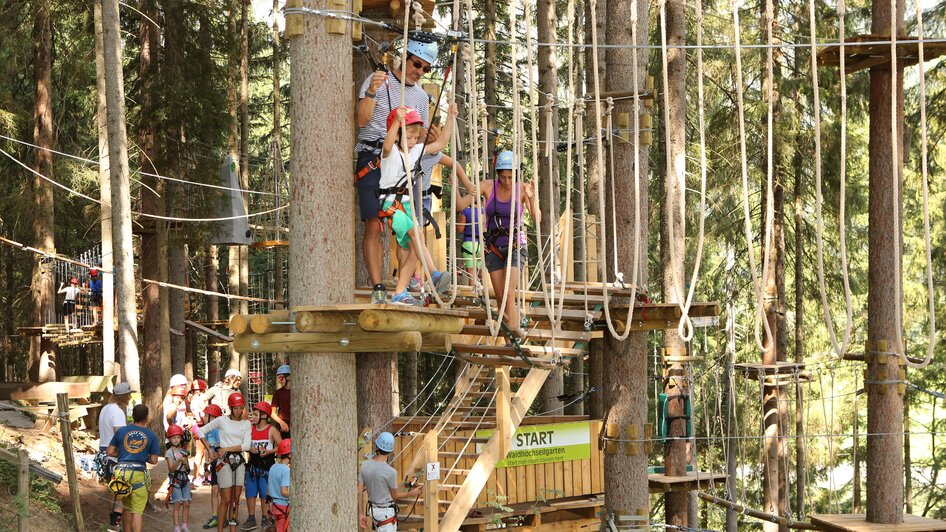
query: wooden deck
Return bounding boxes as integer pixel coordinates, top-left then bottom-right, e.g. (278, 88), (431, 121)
(818, 34), (946, 73)
(810, 514), (946, 532)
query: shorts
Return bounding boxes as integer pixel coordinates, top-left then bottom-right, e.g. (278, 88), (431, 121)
(217, 463), (245, 489)
(355, 150), (383, 221)
(170, 482), (192, 503)
(461, 241), (483, 269)
(209, 463), (218, 486)
(119, 470), (151, 514)
(485, 245), (525, 272)
(62, 300), (75, 316)
(370, 505), (398, 532)
(271, 502), (290, 532)
(382, 200), (415, 249)
(90, 292), (103, 306)
(244, 467), (269, 498)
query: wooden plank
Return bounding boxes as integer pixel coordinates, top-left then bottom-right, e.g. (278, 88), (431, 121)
(648, 471), (727, 493)
(809, 514), (946, 532)
(424, 432), (440, 532)
(460, 324), (601, 341)
(61, 375), (117, 394)
(293, 303), (468, 317)
(233, 331), (422, 353)
(0, 382), (90, 402)
(185, 320), (233, 342)
(516, 460), (527, 503)
(563, 459), (573, 498)
(458, 355), (563, 370)
(56, 394), (84, 532)
(453, 344), (585, 358)
(16, 448), (28, 532)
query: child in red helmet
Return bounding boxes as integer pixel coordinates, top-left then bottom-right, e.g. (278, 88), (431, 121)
(201, 404), (223, 530)
(89, 268), (103, 324)
(380, 104), (458, 305)
(187, 379), (209, 486)
(165, 425), (192, 532)
(241, 402), (282, 530)
(267, 439), (291, 532)
(57, 277), (85, 331)
(197, 393), (251, 532)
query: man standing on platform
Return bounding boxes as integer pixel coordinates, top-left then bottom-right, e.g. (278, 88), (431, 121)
(354, 39), (437, 304)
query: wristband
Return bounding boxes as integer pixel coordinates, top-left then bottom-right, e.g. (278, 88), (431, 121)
(365, 91), (376, 98)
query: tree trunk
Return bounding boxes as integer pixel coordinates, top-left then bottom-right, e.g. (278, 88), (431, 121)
(401, 351), (417, 415)
(239, 0), (250, 317)
(484, 0), (498, 134)
(206, 245), (221, 383)
(660, 0), (688, 523)
(272, 0), (286, 310)
(102, 0), (140, 390)
(28, 0), (56, 384)
(564, 356), (584, 415)
(130, 0), (165, 434)
(169, 245), (186, 375)
(792, 43), (806, 518)
(601, 0), (651, 523)
(904, 386), (912, 513)
(227, 0), (242, 372)
(93, 0), (116, 377)
(724, 246), (738, 532)
(536, 0), (563, 416)
(866, 0), (905, 522)
(357, 353), (398, 431)
(288, 2), (357, 527)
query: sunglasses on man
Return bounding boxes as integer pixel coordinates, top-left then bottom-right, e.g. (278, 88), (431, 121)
(411, 59), (431, 73)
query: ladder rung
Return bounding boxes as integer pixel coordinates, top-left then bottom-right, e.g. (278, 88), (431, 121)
(439, 483), (464, 490)
(439, 451), (479, 457)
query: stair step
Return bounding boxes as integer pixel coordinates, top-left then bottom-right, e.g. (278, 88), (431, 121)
(453, 343), (586, 357)
(461, 324), (602, 341)
(439, 451), (480, 458)
(460, 354), (566, 369)
(472, 375), (524, 383)
(453, 406), (492, 412)
(438, 435), (491, 444)
(439, 483), (464, 490)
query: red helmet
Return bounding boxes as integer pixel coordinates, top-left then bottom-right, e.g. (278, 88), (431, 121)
(190, 379), (208, 392)
(203, 404), (223, 418)
(228, 392), (246, 408)
(386, 106), (423, 131)
(90, 268), (99, 277)
(253, 401), (272, 417)
(166, 425), (184, 438)
(70, 277), (78, 285)
(276, 438), (292, 456)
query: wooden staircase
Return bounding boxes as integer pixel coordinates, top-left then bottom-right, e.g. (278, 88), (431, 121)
(409, 306), (603, 531)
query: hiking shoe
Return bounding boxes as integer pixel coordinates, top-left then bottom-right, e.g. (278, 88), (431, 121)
(391, 290), (419, 306)
(174, 526), (182, 532)
(182, 524), (190, 532)
(240, 516), (258, 530)
(370, 283), (387, 304)
(202, 516), (218, 529)
(408, 274), (422, 291)
(109, 511), (121, 527)
(227, 519), (239, 528)
(433, 271), (451, 294)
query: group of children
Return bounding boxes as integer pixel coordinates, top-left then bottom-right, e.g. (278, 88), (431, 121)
(99, 367), (293, 532)
(57, 267), (104, 330)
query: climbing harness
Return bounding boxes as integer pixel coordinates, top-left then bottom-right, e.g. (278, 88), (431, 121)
(93, 450), (116, 482)
(108, 463), (148, 498)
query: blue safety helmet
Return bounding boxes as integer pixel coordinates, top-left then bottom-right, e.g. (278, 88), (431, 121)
(406, 39), (438, 66)
(276, 364), (291, 376)
(495, 150), (516, 172)
(375, 432), (395, 453)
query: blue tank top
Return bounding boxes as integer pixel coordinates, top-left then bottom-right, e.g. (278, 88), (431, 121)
(461, 206), (482, 241)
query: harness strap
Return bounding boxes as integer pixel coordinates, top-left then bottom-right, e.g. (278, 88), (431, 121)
(354, 158), (381, 184)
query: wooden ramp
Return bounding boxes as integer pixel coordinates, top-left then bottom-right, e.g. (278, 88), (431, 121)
(810, 514), (946, 532)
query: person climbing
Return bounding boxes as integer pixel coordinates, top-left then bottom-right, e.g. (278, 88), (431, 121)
(165, 424), (193, 532)
(357, 432), (423, 531)
(188, 379), (209, 485)
(379, 104), (458, 305)
(241, 402), (282, 531)
(456, 198), (485, 287)
(89, 268), (103, 324)
(267, 438), (291, 532)
(198, 392), (251, 532)
(201, 404), (224, 530)
(58, 277), (84, 331)
(475, 150), (541, 340)
(106, 404), (160, 532)
(98, 381), (132, 530)
(355, 39), (437, 304)
(206, 369), (242, 415)
(269, 364), (290, 438)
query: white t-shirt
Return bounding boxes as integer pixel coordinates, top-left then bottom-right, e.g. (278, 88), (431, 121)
(98, 403), (126, 449)
(63, 286), (81, 301)
(379, 144), (424, 203)
(198, 415), (251, 451)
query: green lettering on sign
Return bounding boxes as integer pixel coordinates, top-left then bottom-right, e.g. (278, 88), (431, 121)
(476, 421), (591, 468)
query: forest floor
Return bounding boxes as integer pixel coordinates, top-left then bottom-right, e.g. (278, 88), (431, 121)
(0, 409), (264, 532)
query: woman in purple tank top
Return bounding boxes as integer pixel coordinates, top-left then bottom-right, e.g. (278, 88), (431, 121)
(471, 150), (541, 339)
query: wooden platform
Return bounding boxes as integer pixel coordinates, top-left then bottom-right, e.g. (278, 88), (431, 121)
(648, 471), (727, 493)
(810, 514), (946, 532)
(818, 34), (946, 73)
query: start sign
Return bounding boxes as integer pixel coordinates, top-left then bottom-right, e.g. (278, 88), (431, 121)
(476, 421), (591, 468)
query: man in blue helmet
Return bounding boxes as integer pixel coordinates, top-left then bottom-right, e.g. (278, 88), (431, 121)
(357, 432), (423, 531)
(269, 364), (291, 438)
(355, 39), (438, 305)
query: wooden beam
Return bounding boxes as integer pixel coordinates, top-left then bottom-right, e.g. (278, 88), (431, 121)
(424, 432), (440, 532)
(233, 331), (423, 353)
(295, 311), (362, 333)
(184, 320), (233, 342)
(56, 394), (84, 532)
(421, 333), (452, 353)
(249, 311), (292, 334)
(0, 382), (90, 402)
(16, 449), (28, 532)
(228, 314), (250, 334)
(61, 375), (117, 394)
(496, 367), (510, 457)
(359, 309), (465, 334)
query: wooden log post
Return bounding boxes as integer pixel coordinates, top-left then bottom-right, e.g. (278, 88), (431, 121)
(249, 310), (292, 334)
(358, 310), (465, 334)
(56, 393), (84, 531)
(234, 331), (422, 353)
(17, 448), (28, 532)
(228, 314), (250, 335)
(295, 311), (361, 333)
(496, 367), (511, 457)
(424, 431), (440, 532)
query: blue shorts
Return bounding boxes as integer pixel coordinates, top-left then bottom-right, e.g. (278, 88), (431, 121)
(245, 467), (269, 499)
(356, 150), (383, 221)
(170, 482), (192, 504)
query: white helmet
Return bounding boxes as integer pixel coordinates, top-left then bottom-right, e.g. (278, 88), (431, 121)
(225, 369), (242, 379)
(169, 374), (188, 387)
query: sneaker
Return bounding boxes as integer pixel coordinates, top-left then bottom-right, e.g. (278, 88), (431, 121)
(241, 516), (258, 530)
(109, 511), (121, 527)
(203, 516), (218, 529)
(433, 271), (451, 294)
(182, 524), (190, 532)
(227, 519), (239, 528)
(391, 290), (419, 306)
(175, 526), (182, 532)
(370, 283), (387, 304)
(408, 274), (422, 291)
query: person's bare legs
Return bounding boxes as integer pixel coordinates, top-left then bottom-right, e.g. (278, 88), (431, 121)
(123, 510), (143, 532)
(217, 486), (231, 532)
(363, 219), (384, 285)
(229, 486), (243, 531)
(394, 246), (418, 295)
(488, 266), (521, 337)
